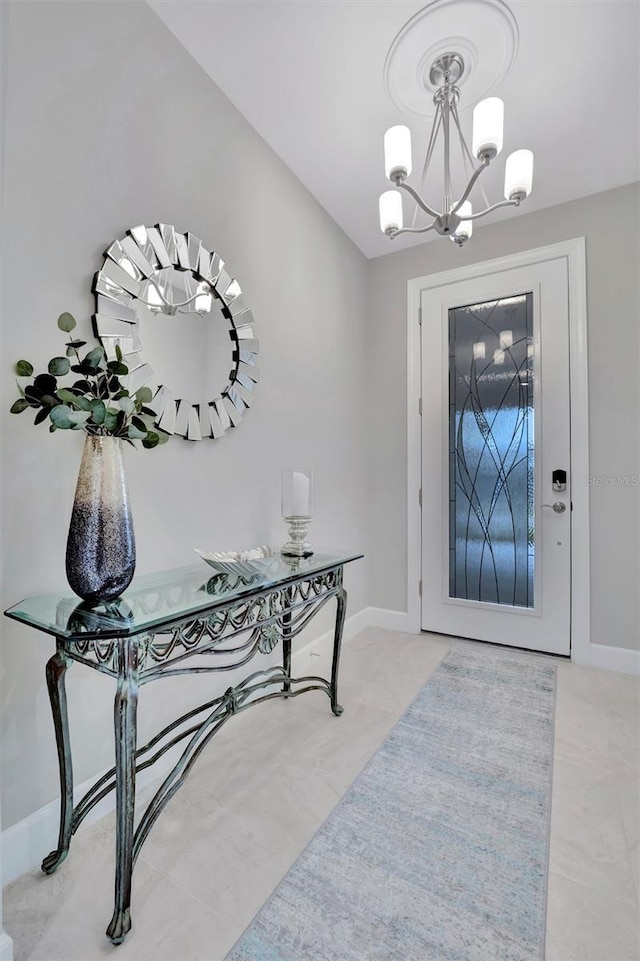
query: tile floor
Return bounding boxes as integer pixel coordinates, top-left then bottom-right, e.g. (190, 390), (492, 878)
(3, 629), (639, 961)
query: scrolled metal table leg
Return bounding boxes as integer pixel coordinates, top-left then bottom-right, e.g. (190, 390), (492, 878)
(42, 645), (74, 874)
(330, 587), (347, 716)
(106, 639), (139, 945)
(282, 610), (292, 697)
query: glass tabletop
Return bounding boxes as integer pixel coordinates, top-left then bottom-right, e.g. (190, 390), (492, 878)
(4, 551), (363, 641)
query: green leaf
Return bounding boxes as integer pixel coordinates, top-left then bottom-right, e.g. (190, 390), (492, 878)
(57, 388), (82, 407)
(119, 396), (135, 416)
(57, 390), (92, 412)
(68, 410), (91, 430)
(65, 339), (86, 349)
(90, 400), (106, 425)
(84, 347), (105, 369)
(15, 380), (25, 398)
(140, 406), (157, 418)
(48, 357), (70, 377)
(128, 422), (147, 440)
(49, 424), (57, 433)
(103, 409), (118, 432)
(70, 363), (99, 377)
(50, 405), (74, 429)
(34, 373), (57, 395)
(135, 386), (153, 405)
(142, 432), (160, 449)
(131, 415), (148, 434)
(107, 361), (128, 376)
(34, 407), (50, 426)
(15, 360), (34, 377)
(40, 394), (61, 408)
(57, 312), (77, 332)
(24, 386), (42, 408)
(156, 430), (170, 445)
(115, 344), (123, 362)
(10, 398), (29, 414)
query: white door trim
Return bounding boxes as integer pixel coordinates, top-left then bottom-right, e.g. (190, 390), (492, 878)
(407, 238), (590, 664)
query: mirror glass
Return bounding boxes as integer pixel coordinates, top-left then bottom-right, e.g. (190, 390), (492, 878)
(136, 267), (234, 403)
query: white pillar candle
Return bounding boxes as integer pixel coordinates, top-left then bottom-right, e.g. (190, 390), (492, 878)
(282, 470), (313, 518)
(292, 472), (309, 516)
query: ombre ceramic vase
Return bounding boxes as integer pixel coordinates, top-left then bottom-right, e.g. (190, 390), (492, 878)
(65, 436), (136, 603)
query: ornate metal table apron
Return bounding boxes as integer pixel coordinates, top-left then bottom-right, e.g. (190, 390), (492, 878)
(40, 565), (347, 944)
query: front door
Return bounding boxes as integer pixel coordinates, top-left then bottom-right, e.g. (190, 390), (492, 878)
(420, 257), (571, 655)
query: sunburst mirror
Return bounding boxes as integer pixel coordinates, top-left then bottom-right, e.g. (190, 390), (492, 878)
(92, 224), (259, 441)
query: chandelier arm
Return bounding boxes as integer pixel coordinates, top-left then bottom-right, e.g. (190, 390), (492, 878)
(144, 282), (210, 310)
(412, 106), (443, 227)
(450, 157), (490, 215)
(390, 222), (437, 238)
(466, 199), (520, 221)
(397, 181), (441, 220)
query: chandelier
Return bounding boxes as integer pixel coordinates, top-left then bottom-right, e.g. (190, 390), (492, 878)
(138, 273), (214, 316)
(379, 52), (533, 246)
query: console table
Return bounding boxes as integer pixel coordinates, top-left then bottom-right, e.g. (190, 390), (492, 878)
(4, 551), (362, 944)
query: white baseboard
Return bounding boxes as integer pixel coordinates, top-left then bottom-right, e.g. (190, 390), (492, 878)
(289, 604), (373, 674)
(1, 748), (176, 890)
(0, 930), (13, 961)
(364, 613), (640, 678)
(369, 608), (412, 633)
(296, 607), (414, 672)
(2, 603), (390, 890)
(590, 643), (640, 676)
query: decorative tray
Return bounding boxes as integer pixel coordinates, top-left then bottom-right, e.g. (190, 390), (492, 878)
(194, 546), (276, 581)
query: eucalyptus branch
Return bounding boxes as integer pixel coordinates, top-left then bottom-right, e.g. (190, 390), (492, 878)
(10, 312), (170, 450)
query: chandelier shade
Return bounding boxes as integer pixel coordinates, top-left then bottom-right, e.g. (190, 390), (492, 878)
(472, 97), (504, 160)
(379, 190), (404, 234)
(384, 125), (412, 182)
(453, 201), (473, 246)
(504, 149), (534, 201)
(379, 51), (534, 247)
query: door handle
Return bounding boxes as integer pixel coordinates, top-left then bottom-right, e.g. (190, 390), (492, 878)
(540, 502), (566, 514)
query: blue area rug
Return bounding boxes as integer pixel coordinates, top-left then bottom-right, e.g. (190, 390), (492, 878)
(225, 642), (557, 961)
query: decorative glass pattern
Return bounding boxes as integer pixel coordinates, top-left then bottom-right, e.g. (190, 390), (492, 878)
(449, 293), (534, 607)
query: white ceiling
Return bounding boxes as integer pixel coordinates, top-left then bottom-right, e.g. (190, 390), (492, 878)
(148, 0), (640, 259)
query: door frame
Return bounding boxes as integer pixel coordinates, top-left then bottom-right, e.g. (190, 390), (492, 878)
(406, 238), (590, 664)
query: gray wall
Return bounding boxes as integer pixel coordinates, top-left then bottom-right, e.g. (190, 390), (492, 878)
(0, 1), (369, 828)
(367, 182), (640, 652)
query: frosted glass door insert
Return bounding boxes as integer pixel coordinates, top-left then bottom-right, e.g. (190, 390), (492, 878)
(449, 293), (534, 607)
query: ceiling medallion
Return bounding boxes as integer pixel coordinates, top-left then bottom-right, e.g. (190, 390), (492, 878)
(383, 0), (519, 119)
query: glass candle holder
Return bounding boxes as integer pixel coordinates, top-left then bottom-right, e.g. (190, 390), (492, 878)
(281, 470), (314, 557)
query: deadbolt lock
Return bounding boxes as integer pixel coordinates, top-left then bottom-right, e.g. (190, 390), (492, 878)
(552, 469), (567, 492)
